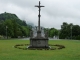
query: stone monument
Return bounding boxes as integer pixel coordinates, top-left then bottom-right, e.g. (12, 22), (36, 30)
(28, 1), (49, 49)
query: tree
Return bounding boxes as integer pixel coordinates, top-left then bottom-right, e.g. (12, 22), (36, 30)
(0, 12), (34, 38)
(60, 22), (80, 40)
(48, 28), (58, 38)
(0, 22), (6, 36)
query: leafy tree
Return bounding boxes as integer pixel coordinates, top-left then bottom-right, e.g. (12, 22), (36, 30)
(0, 22), (6, 36)
(48, 28), (58, 38)
(60, 22), (80, 40)
(0, 12), (31, 38)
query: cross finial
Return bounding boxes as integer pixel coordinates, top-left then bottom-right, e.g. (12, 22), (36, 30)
(35, 1), (45, 31)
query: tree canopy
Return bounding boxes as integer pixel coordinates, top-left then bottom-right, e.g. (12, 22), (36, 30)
(59, 22), (80, 40)
(0, 12), (31, 38)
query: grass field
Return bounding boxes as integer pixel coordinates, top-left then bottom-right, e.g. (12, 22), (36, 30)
(0, 39), (80, 60)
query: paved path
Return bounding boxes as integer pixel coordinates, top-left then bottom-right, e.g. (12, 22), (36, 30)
(20, 38), (60, 40)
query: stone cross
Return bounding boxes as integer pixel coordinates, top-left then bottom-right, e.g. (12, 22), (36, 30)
(35, 1), (45, 31)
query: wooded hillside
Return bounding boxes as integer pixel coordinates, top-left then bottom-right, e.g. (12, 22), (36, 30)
(0, 12), (31, 38)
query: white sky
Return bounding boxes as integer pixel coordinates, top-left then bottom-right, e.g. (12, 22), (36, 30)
(0, 0), (80, 29)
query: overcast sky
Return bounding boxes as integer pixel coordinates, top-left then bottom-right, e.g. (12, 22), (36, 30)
(0, 0), (80, 29)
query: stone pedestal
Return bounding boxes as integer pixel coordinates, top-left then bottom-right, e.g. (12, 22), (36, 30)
(29, 37), (49, 48)
(28, 30), (49, 48)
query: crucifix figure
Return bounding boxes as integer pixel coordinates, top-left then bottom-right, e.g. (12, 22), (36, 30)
(35, 1), (45, 31)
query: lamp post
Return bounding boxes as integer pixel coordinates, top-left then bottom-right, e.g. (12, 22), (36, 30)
(58, 30), (59, 39)
(71, 26), (72, 40)
(6, 26), (8, 39)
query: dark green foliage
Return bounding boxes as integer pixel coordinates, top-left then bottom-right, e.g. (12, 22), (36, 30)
(0, 12), (31, 38)
(0, 22), (6, 36)
(45, 28), (59, 38)
(60, 22), (80, 40)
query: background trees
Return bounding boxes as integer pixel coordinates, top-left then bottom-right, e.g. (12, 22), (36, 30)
(0, 12), (80, 40)
(59, 22), (80, 40)
(0, 12), (31, 38)
(44, 28), (59, 38)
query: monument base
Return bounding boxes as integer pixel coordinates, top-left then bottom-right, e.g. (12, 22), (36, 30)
(28, 37), (50, 49)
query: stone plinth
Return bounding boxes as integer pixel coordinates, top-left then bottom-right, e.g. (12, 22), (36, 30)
(28, 37), (49, 48)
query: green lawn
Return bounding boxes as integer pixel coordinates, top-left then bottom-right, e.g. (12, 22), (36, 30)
(0, 40), (80, 60)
